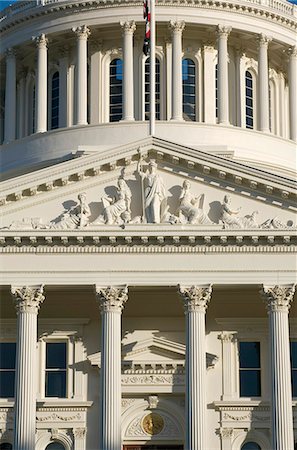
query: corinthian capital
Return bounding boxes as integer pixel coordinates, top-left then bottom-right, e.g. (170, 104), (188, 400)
(72, 25), (91, 40)
(288, 46), (297, 58)
(169, 20), (185, 34)
(257, 33), (272, 47)
(11, 285), (45, 314)
(216, 25), (232, 38)
(95, 285), (128, 313)
(178, 284), (212, 313)
(120, 21), (136, 35)
(33, 33), (48, 49)
(5, 48), (16, 59)
(261, 284), (295, 313)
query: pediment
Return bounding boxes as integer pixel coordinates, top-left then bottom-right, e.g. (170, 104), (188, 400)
(0, 137), (296, 231)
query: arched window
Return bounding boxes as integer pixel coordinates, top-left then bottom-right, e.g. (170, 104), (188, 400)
(245, 71), (254, 129)
(51, 71), (59, 130)
(0, 444), (13, 450)
(144, 57), (160, 120)
(45, 443), (65, 450)
(182, 58), (196, 121)
(241, 443), (261, 450)
(109, 58), (123, 122)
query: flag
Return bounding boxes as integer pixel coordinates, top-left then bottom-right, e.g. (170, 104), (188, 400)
(143, 0), (150, 56)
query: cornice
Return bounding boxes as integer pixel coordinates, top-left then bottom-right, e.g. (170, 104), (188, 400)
(0, 0), (296, 39)
(0, 137), (296, 210)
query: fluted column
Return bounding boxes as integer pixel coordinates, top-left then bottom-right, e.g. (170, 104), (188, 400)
(11, 285), (45, 450)
(4, 48), (16, 143)
(95, 285), (128, 450)
(258, 34), (271, 133)
(216, 25), (231, 125)
(120, 21), (136, 121)
(33, 34), (48, 133)
(288, 46), (297, 142)
(261, 284), (295, 450)
(179, 285), (212, 450)
(169, 21), (185, 121)
(72, 25), (90, 126)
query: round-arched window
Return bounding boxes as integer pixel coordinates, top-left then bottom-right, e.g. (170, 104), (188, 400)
(182, 58), (196, 121)
(241, 442), (261, 450)
(45, 443), (65, 450)
(245, 71), (254, 129)
(0, 444), (12, 450)
(109, 58), (123, 122)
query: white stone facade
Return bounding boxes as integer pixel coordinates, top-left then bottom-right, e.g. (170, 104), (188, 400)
(0, 1), (296, 449)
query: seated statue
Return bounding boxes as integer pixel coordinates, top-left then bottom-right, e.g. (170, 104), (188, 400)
(221, 194), (243, 228)
(102, 178), (132, 225)
(178, 180), (211, 225)
(51, 193), (91, 229)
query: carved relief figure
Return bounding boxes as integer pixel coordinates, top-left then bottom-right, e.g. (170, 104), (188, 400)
(138, 159), (167, 223)
(221, 194), (244, 229)
(178, 180), (211, 224)
(51, 193), (91, 229)
(102, 178), (132, 225)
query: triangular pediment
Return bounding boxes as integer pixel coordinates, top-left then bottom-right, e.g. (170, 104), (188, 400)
(0, 137), (296, 231)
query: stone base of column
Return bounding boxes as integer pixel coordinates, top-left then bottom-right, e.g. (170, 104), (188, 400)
(170, 117), (184, 122)
(120, 118), (135, 122)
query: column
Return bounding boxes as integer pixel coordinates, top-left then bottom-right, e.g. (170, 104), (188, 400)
(216, 25), (231, 125)
(58, 52), (69, 128)
(95, 285), (128, 450)
(4, 48), (16, 143)
(202, 44), (216, 124)
(288, 46), (297, 142)
(90, 43), (102, 125)
(258, 34), (271, 133)
(121, 21), (136, 121)
(11, 285), (45, 450)
(17, 71), (26, 139)
(33, 34), (48, 133)
(278, 72), (286, 138)
(72, 25), (90, 125)
(261, 284), (295, 450)
(179, 285), (212, 450)
(169, 20), (185, 121)
(219, 332), (237, 400)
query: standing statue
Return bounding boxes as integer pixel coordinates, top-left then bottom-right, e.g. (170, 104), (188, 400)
(102, 178), (132, 225)
(51, 192), (91, 229)
(178, 180), (211, 224)
(137, 159), (167, 223)
(221, 194), (243, 229)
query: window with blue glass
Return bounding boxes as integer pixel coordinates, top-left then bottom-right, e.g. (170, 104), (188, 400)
(51, 71), (59, 130)
(0, 444), (13, 450)
(291, 341), (297, 397)
(45, 342), (67, 398)
(182, 58), (196, 121)
(144, 57), (160, 120)
(0, 343), (16, 398)
(239, 342), (261, 397)
(45, 443), (65, 450)
(241, 443), (261, 450)
(109, 59), (123, 122)
(245, 71), (254, 129)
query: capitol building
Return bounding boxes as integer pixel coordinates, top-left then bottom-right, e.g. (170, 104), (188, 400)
(0, 0), (296, 449)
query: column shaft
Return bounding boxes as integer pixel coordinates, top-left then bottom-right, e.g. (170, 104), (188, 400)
(18, 75), (26, 139)
(11, 285), (45, 450)
(59, 55), (68, 128)
(258, 34), (271, 133)
(170, 21), (185, 121)
(34, 34), (48, 133)
(288, 46), (297, 142)
(262, 285), (295, 450)
(73, 26), (90, 126)
(203, 45), (216, 124)
(217, 26), (231, 125)
(179, 285), (212, 450)
(4, 49), (16, 143)
(121, 21), (136, 121)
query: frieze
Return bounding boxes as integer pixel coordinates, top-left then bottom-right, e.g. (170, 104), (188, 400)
(121, 374), (185, 385)
(36, 412), (82, 422)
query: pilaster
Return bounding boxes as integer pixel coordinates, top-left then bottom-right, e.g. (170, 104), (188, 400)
(121, 21), (136, 121)
(4, 48), (16, 143)
(169, 20), (185, 121)
(218, 332), (237, 400)
(258, 34), (271, 133)
(288, 46), (297, 142)
(216, 25), (232, 125)
(202, 44), (216, 124)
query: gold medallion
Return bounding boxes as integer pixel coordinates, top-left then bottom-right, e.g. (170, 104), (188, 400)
(142, 413), (164, 435)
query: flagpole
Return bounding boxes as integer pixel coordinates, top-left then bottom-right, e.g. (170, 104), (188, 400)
(149, 0), (155, 136)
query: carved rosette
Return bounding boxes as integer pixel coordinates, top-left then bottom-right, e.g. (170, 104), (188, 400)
(178, 284), (212, 313)
(169, 20), (185, 34)
(11, 285), (45, 314)
(33, 33), (48, 49)
(72, 25), (91, 40)
(216, 25), (232, 38)
(261, 284), (295, 313)
(257, 33), (272, 48)
(120, 20), (136, 35)
(95, 285), (128, 313)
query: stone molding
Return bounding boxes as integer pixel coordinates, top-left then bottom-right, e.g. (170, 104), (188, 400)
(261, 284), (295, 312)
(11, 284), (45, 314)
(95, 285), (128, 312)
(179, 284), (212, 313)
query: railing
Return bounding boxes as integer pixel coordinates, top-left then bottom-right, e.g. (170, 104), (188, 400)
(0, 0), (296, 23)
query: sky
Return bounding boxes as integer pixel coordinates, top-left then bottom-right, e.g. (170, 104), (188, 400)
(0, 0), (296, 11)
